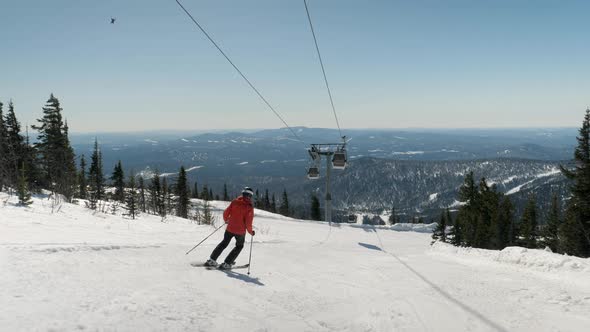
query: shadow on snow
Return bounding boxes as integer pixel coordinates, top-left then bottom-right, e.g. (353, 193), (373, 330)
(219, 270), (265, 286)
(358, 242), (382, 251)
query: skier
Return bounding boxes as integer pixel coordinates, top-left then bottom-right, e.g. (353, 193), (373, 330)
(205, 187), (255, 269)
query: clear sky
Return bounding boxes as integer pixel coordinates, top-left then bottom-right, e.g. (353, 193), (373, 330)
(1, 0), (589, 132)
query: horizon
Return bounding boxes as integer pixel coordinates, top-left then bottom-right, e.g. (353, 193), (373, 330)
(68, 126), (579, 136)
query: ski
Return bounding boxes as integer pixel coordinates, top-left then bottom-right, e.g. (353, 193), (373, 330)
(190, 262), (249, 270)
(217, 264), (249, 270)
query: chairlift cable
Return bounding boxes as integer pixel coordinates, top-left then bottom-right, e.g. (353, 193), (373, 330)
(174, 0), (304, 143)
(304, 0), (343, 139)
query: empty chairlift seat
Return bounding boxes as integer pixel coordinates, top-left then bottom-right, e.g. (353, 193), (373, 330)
(307, 146), (321, 179)
(332, 149), (347, 169)
(307, 166), (320, 179)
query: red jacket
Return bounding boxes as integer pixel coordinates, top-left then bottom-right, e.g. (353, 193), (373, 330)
(223, 196), (254, 235)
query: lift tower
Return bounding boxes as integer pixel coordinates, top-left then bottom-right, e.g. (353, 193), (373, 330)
(307, 137), (347, 224)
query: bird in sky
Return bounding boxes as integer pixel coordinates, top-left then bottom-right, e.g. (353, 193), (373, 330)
(110, 17), (116, 24)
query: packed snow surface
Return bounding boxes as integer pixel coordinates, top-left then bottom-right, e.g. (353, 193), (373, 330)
(1, 193), (589, 331)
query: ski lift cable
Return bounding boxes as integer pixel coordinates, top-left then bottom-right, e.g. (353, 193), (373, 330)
(304, 0), (343, 139)
(174, 0), (305, 144)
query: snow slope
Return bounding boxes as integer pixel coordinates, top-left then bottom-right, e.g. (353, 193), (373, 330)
(1, 193), (589, 332)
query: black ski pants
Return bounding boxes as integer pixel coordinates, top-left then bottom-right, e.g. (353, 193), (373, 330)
(210, 231), (245, 264)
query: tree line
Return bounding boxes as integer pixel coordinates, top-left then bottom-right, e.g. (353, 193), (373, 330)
(0, 94), (75, 205)
(0, 94), (299, 222)
(433, 109), (590, 258)
(252, 188), (293, 217)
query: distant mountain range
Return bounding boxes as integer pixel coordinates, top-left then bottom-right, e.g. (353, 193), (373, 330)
(70, 127), (576, 220)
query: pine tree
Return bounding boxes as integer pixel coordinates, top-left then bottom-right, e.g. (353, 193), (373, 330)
(541, 193), (561, 252)
(175, 166), (190, 218)
(161, 177), (170, 216)
(254, 189), (261, 208)
(310, 193), (321, 221)
(264, 189), (271, 211)
(192, 181), (199, 199)
(32, 94), (76, 198)
(459, 171), (479, 205)
(558, 203), (587, 256)
(1, 102), (40, 193)
(4, 101), (25, 188)
(200, 184), (209, 201)
(150, 171), (162, 215)
(446, 209), (453, 230)
(519, 195), (538, 249)
(279, 189), (290, 216)
(388, 206), (397, 225)
(209, 188), (213, 201)
(87, 139), (105, 208)
(560, 108), (590, 257)
(78, 155), (87, 199)
(476, 179), (499, 249)
(0, 101), (7, 192)
(449, 215), (463, 246)
(271, 193), (277, 213)
(22, 128), (40, 192)
(59, 121), (78, 201)
(495, 196), (514, 249)
(17, 163), (32, 206)
(457, 172), (479, 247)
(223, 183), (229, 201)
(124, 173), (139, 220)
(111, 160), (125, 202)
(432, 210), (447, 243)
(138, 176), (146, 212)
(169, 183), (174, 213)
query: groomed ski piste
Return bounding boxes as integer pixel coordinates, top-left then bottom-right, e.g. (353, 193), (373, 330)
(1, 193), (589, 332)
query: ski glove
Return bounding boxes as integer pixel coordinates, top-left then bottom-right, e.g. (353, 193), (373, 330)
(250, 230), (255, 236)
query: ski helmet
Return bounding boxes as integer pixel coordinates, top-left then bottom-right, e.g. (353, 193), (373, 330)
(242, 187), (254, 197)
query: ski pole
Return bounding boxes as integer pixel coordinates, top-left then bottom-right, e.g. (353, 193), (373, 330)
(185, 223), (224, 255)
(247, 234), (254, 275)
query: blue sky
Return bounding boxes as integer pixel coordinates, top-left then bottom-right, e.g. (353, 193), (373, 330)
(1, 0), (589, 132)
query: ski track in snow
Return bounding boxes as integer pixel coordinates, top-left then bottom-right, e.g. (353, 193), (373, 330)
(506, 167), (561, 195)
(1, 193), (589, 331)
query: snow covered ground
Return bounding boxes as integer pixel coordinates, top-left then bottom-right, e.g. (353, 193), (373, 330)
(1, 193), (589, 332)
